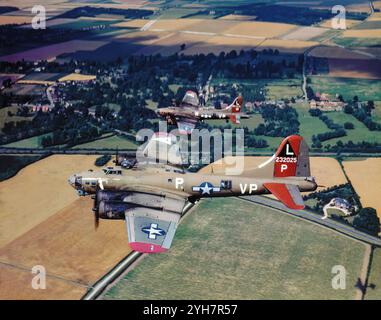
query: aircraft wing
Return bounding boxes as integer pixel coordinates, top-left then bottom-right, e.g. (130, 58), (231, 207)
(123, 191), (187, 253)
(125, 207), (182, 253)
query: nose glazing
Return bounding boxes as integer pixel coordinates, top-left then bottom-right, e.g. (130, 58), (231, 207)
(68, 174), (76, 186)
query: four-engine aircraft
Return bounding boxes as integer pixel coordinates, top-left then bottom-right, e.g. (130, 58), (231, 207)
(68, 134), (317, 254)
(157, 90), (250, 134)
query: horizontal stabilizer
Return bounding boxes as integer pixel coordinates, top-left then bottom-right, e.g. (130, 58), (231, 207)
(263, 183), (305, 210)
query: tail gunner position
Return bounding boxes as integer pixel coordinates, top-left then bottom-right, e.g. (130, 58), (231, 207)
(68, 135), (317, 253)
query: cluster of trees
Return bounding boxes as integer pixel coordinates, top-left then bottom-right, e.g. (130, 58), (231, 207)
(214, 50), (301, 79)
(254, 105), (299, 137)
(40, 124), (100, 148)
(0, 92), (11, 109)
(309, 109), (346, 148)
(1, 105), (102, 147)
(324, 140), (381, 153)
(0, 25), (86, 54)
(57, 6), (153, 19)
(246, 136), (269, 148)
(303, 183), (360, 213)
(303, 183), (380, 235)
(353, 208), (380, 236)
(344, 101), (381, 131)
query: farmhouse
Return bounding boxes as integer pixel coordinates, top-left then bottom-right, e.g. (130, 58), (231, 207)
(310, 92), (346, 111)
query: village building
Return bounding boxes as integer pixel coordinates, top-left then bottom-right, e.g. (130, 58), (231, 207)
(309, 92), (346, 112)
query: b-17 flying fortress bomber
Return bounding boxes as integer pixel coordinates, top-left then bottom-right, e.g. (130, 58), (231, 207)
(157, 90), (250, 133)
(68, 134), (317, 253)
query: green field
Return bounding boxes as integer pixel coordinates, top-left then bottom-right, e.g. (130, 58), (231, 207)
(72, 134), (137, 149)
(104, 197), (365, 300)
(323, 112), (381, 146)
(309, 76), (381, 101)
(262, 79), (303, 100)
(2, 133), (51, 148)
(294, 102), (329, 147)
(365, 248), (381, 300)
(332, 37), (381, 48)
(0, 106), (31, 131)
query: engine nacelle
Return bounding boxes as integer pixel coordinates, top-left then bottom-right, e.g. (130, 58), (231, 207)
(98, 201), (134, 220)
(96, 191), (130, 203)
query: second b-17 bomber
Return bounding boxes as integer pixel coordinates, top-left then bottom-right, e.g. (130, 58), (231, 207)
(157, 90), (250, 134)
(68, 134), (317, 253)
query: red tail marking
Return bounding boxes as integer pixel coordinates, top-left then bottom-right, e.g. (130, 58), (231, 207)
(229, 114), (240, 124)
(273, 135), (302, 177)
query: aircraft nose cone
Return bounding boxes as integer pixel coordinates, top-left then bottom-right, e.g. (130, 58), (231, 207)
(68, 174), (76, 186)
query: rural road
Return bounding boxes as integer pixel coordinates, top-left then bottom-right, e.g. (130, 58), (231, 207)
(239, 195), (381, 247)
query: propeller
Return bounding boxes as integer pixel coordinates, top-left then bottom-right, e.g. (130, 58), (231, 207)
(115, 147), (119, 166)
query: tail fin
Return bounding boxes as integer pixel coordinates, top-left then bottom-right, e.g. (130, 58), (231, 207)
(225, 96), (243, 124)
(225, 96), (243, 113)
(240, 135), (311, 180)
(257, 135), (311, 178)
(259, 135), (311, 210)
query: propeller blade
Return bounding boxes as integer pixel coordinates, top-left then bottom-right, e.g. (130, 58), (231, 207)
(94, 210), (99, 229)
(93, 188), (100, 230)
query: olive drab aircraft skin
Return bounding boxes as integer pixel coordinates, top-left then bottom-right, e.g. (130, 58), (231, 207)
(68, 134), (317, 254)
(157, 90), (250, 134)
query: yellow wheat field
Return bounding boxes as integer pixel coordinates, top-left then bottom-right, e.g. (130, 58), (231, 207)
(342, 29), (381, 38)
(343, 158), (381, 218)
(319, 19), (362, 29)
(0, 15), (31, 25)
(257, 39), (319, 53)
(59, 73), (96, 82)
(112, 19), (150, 28)
(0, 155), (132, 299)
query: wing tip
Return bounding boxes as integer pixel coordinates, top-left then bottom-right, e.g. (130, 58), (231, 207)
(130, 242), (168, 254)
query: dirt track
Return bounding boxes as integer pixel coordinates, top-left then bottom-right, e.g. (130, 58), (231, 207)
(0, 155), (132, 299)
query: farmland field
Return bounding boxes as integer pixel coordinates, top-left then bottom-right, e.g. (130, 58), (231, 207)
(0, 155), (41, 181)
(0, 40), (108, 62)
(326, 58), (381, 80)
(333, 37), (381, 47)
(366, 248), (381, 299)
(294, 102), (331, 147)
(0, 15), (31, 25)
(72, 134), (137, 149)
(0, 105), (31, 131)
(282, 26), (329, 41)
(309, 76), (381, 101)
(343, 158), (381, 218)
(257, 39), (318, 53)
(104, 197), (364, 300)
(323, 112), (381, 146)
(2, 133), (52, 148)
(0, 155), (132, 299)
